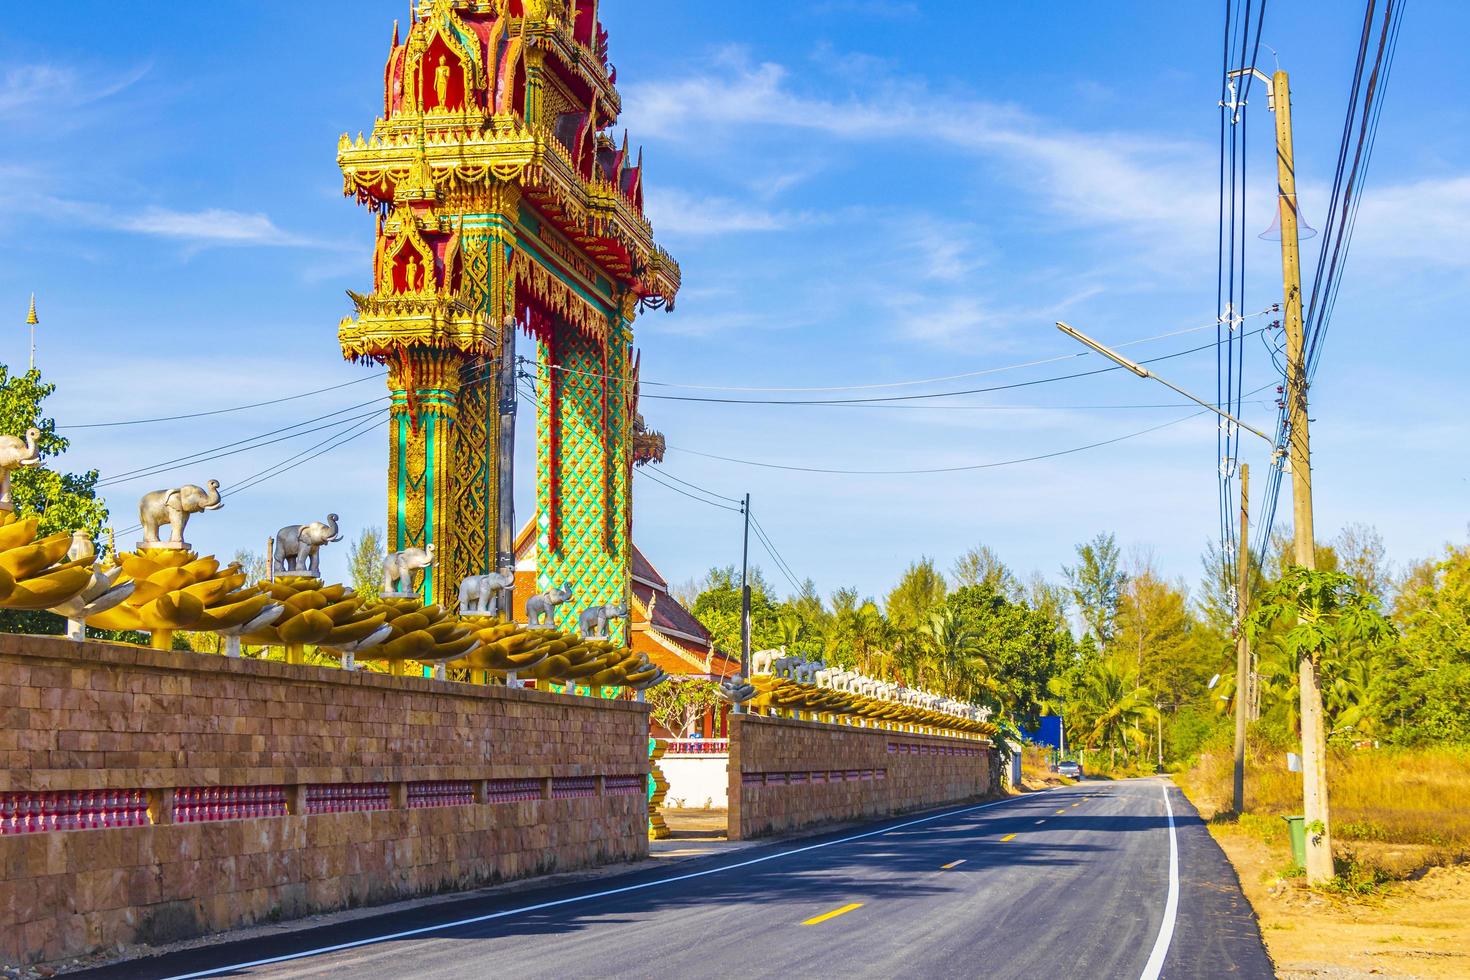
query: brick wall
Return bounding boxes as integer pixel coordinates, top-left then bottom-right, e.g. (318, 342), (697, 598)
(727, 714), (997, 840)
(0, 634), (649, 966)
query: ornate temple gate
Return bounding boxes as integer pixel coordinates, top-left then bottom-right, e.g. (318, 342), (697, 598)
(335, 0), (678, 625)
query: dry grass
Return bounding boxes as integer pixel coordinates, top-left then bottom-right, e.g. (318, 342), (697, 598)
(1177, 741), (1470, 855)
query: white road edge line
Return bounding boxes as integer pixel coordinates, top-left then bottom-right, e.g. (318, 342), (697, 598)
(1138, 780), (1179, 980)
(164, 791), (1048, 979)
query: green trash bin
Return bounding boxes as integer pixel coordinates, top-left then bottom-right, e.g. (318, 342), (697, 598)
(1283, 815), (1306, 869)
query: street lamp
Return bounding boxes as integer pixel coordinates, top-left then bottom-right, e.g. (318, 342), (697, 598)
(1055, 321), (1275, 446)
(1056, 320), (1268, 815)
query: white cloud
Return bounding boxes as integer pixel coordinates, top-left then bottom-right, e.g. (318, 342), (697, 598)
(0, 62), (150, 119)
(623, 53), (1216, 249)
(1352, 174), (1470, 268)
(645, 188), (794, 236)
(113, 206), (310, 246)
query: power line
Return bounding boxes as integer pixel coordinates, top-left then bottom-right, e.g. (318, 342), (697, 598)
(112, 414), (388, 537)
(60, 372), (389, 429)
(532, 311), (1273, 393)
(667, 411), (1209, 476)
(651, 468), (743, 505)
(97, 400), (389, 487)
(750, 513), (803, 595)
(634, 468), (743, 514)
(633, 328), (1271, 407)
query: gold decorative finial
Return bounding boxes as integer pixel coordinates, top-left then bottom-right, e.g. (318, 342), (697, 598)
(25, 294), (37, 326)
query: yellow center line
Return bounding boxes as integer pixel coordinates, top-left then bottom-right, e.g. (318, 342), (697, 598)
(1072, 803), (1081, 808)
(941, 859), (966, 869)
(802, 902), (864, 926)
(1055, 809), (1066, 814)
(1000, 833), (1017, 842)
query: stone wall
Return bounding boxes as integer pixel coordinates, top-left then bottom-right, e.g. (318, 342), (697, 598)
(727, 714), (996, 840)
(0, 634), (649, 966)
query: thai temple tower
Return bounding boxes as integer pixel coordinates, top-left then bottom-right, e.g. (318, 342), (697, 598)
(337, 0), (679, 635)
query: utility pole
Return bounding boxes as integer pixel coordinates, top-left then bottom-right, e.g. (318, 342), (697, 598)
(496, 314), (517, 619)
(734, 493), (752, 716)
(1233, 463), (1251, 814)
(1267, 66), (1332, 883)
(1222, 60), (1331, 880)
(739, 493), (751, 677)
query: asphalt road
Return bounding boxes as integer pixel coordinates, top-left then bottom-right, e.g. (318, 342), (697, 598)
(79, 779), (1273, 980)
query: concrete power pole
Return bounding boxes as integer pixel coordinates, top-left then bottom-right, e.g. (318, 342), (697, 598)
(1232, 463), (1250, 814)
(739, 493), (751, 677)
(496, 315), (517, 618)
(1269, 68), (1332, 883)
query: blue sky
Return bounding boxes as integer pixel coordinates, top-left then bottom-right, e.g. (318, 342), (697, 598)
(3, 1), (1467, 604)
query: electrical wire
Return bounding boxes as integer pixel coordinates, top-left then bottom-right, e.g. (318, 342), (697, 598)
(532, 311), (1272, 393)
(96, 400), (390, 487)
(627, 328), (1270, 407)
(634, 468), (742, 514)
(750, 513), (803, 595)
(111, 414), (388, 537)
(60, 372), (388, 429)
(666, 411), (1210, 476)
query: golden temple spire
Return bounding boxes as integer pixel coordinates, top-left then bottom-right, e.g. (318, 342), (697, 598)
(24, 293), (37, 372)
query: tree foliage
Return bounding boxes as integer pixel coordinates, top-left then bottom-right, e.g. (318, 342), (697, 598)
(0, 363), (109, 636)
(1063, 532), (1127, 644)
(347, 526), (385, 598)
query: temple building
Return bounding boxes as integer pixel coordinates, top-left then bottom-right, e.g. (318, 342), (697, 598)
(335, 0), (679, 638)
(511, 521), (739, 685)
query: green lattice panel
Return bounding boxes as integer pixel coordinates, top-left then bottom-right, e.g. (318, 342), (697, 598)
(536, 323), (629, 640)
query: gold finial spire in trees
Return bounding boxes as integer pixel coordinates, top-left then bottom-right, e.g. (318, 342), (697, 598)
(24, 293), (37, 372)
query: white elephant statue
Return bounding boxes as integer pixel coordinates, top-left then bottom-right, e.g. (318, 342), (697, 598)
(459, 572), (515, 616)
(577, 602), (628, 639)
(751, 648), (786, 675)
(138, 480), (223, 550)
(0, 427), (41, 512)
(273, 514), (342, 576)
(382, 544), (435, 595)
(525, 584), (572, 627)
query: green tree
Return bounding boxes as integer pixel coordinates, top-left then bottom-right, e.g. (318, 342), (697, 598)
(233, 548), (269, 584)
(691, 565), (782, 656)
(920, 605), (982, 699)
(1333, 522), (1392, 602)
(885, 557), (947, 633)
(1248, 566), (1396, 742)
(951, 544), (1020, 599)
(0, 364), (109, 636)
(1378, 540), (1470, 744)
(1063, 532), (1127, 645)
(945, 584), (1070, 727)
(1114, 571), (1216, 710)
(646, 678), (724, 738)
(347, 526), (385, 597)
(1057, 657), (1157, 769)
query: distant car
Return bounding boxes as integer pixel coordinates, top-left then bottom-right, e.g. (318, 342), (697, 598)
(1056, 760), (1084, 779)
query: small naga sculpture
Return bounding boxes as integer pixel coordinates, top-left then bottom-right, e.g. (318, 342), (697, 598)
(138, 480), (223, 550)
(524, 584), (572, 628)
(0, 427), (41, 511)
(273, 514), (342, 577)
(381, 544), (435, 596)
(577, 602), (628, 639)
(458, 571), (514, 616)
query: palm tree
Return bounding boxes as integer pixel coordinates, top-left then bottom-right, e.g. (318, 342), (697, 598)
(921, 607), (981, 699)
(1068, 659), (1157, 769)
